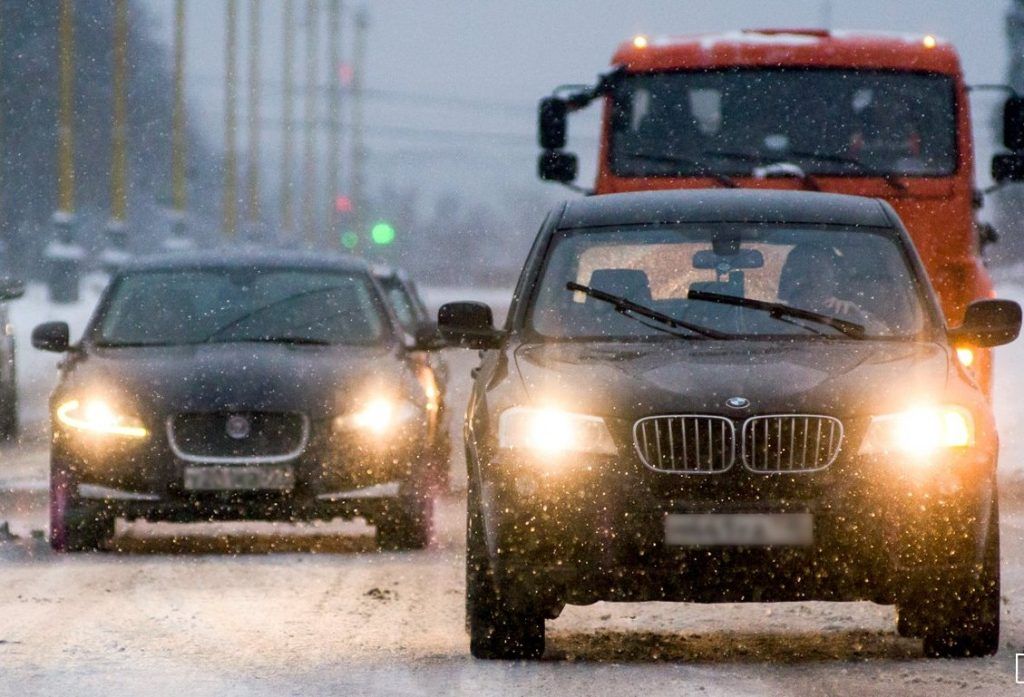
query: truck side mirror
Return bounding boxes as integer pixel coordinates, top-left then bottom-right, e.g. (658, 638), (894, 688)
(32, 321), (70, 353)
(993, 153), (1024, 183)
(438, 302), (504, 350)
(0, 278), (24, 301)
(538, 150), (578, 183)
(949, 299), (1022, 348)
(538, 97), (568, 150)
(1004, 96), (1024, 151)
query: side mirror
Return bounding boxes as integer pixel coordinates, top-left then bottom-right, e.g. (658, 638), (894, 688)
(950, 299), (1022, 349)
(1005, 96), (1024, 151)
(32, 321), (70, 353)
(538, 97), (568, 150)
(438, 302), (503, 350)
(992, 153), (1024, 183)
(538, 150), (578, 183)
(0, 278), (24, 301)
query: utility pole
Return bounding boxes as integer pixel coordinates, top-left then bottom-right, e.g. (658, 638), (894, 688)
(223, 0), (239, 239)
(301, 0), (319, 247)
(102, 0), (130, 269)
(326, 0), (342, 247)
(280, 0), (295, 239)
(167, 0), (191, 249)
(351, 7), (368, 243)
(245, 0), (261, 238)
(47, 0), (82, 302)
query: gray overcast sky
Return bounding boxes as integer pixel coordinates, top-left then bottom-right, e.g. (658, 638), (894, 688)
(140, 0), (1011, 215)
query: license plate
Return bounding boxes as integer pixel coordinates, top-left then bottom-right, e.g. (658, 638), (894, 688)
(183, 465), (295, 491)
(664, 513), (813, 547)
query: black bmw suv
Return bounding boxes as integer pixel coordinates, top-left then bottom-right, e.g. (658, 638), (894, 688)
(440, 190), (1020, 660)
(33, 251), (439, 552)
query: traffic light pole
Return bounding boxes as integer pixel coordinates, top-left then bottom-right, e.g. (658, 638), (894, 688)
(280, 0), (295, 240)
(47, 0), (83, 303)
(166, 0), (192, 250)
(101, 0), (131, 271)
(245, 0), (261, 239)
(326, 0), (342, 247)
(301, 0), (319, 248)
(223, 0), (239, 239)
(350, 8), (367, 244)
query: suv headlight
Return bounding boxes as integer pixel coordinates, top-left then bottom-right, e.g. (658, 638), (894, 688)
(498, 406), (617, 456)
(858, 406), (974, 458)
(56, 398), (148, 438)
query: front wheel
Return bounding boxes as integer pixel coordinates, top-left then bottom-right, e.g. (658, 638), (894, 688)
(466, 478), (545, 660)
(909, 495), (1000, 658)
(375, 474), (433, 551)
(50, 454), (114, 553)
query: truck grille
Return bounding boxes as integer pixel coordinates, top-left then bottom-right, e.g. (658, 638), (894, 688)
(742, 415), (842, 473)
(167, 412), (309, 464)
(633, 415), (735, 473)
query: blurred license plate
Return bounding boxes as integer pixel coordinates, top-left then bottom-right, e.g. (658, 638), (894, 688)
(664, 513), (813, 547)
(183, 465), (294, 491)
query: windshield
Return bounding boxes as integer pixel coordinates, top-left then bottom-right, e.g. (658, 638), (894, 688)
(530, 224), (930, 340)
(610, 69), (956, 178)
(97, 269), (388, 347)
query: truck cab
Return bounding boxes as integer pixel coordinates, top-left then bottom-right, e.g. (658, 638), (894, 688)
(538, 29), (1024, 393)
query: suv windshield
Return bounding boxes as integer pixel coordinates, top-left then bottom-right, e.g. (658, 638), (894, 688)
(530, 224), (930, 340)
(97, 269), (388, 347)
(610, 69), (956, 178)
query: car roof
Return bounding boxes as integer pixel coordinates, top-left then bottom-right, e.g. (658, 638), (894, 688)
(118, 248), (372, 274)
(556, 189), (894, 230)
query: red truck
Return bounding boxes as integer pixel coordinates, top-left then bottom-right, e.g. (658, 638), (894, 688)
(538, 29), (1024, 393)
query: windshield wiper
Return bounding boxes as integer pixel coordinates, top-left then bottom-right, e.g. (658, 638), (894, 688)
(567, 282), (734, 340)
(202, 286), (352, 343)
(207, 336), (333, 346)
(686, 290), (866, 340)
(699, 150), (821, 191)
(625, 152), (739, 188)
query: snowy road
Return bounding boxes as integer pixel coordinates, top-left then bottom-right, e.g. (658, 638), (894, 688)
(3, 282), (1024, 695)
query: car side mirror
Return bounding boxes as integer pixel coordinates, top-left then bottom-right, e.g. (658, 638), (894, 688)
(949, 299), (1022, 348)
(1005, 96), (1024, 151)
(538, 150), (578, 183)
(438, 302), (503, 350)
(32, 321), (70, 353)
(538, 97), (568, 150)
(0, 278), (24, 301)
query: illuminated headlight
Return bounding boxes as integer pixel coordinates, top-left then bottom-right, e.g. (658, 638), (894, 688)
(56, 398), (148, 439)
(858, 406), (974, 458)
(498, 407), (617, 456)
(334, 397), (420, 436)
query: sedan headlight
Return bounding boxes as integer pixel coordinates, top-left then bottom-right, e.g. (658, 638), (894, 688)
(498, 406), (617, 456)
(858, 405), (974, 458)
(56, 398), (148, 439)
(334, 397), (420, 436)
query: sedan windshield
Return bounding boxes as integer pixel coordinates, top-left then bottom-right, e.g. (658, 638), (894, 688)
(610, 69), (956, 178)
(97, 269), (388, 347)
(530, 224), (930, 340)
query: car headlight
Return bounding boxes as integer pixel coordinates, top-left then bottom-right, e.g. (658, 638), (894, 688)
(56, 398), (148, 438)
(858, 405), (974, 458)
(334, 397), (420, 436)
(498, 406), (617, 456)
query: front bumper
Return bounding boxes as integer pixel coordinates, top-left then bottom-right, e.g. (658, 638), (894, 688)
(480, 449), (994, 605)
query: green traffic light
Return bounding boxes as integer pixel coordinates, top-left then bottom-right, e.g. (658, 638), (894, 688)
(370, 221), (396, 246)
(340, 231), (359, 249)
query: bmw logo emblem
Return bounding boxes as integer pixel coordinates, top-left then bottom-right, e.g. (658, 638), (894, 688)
(225, 414), (251, 440)
(726, 396), (750, 410)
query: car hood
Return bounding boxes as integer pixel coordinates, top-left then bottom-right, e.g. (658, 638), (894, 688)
(513, 339), (950, 420)
(59, 342), (409, 416)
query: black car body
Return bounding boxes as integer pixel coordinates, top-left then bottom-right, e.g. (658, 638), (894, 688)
(372, 264), (451, 488)
(34, 251), (439, 552)
(440, 190), (1021, 660)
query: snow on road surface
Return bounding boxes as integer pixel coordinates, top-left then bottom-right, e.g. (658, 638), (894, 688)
(2, 280), (1024, 695)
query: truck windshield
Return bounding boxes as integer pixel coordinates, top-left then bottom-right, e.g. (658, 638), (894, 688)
(529, 224), (930, 341)
(610, 69), (956, 178)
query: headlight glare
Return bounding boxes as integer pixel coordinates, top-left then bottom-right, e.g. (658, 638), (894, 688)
(498, 407), (617, 456)
(334, 397), (419, 435)
(859, 406), (974, 458)
(56, 398), (148, 438)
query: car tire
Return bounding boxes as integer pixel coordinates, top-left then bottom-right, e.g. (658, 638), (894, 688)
(49, 453), (114, 553)
(916, 495), (1000, 658)
(466, 476), (545, 660)
(375, 475), (433, 551)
